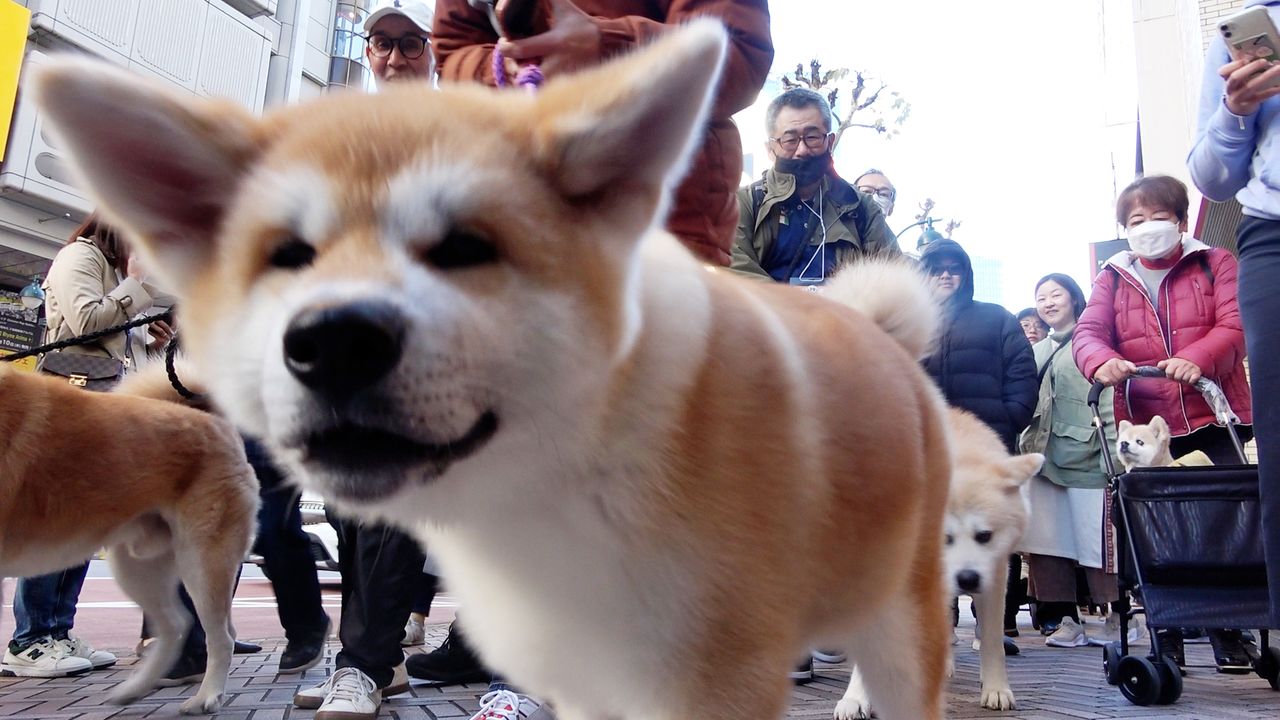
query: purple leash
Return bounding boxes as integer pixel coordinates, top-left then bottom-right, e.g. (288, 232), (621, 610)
(492, 46), (543, 92)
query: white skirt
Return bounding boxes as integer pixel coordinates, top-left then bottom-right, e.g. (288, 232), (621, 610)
(1018, 476), (1105, 569)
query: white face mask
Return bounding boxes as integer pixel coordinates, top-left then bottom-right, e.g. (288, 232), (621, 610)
(1127, 220), (1182, 260)
(871, 193), (893, 216)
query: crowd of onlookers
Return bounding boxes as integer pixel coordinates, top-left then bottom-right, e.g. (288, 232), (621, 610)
(6, 1), (1280, 719)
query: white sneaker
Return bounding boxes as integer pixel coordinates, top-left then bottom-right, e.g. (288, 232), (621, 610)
(402, 617), (426, 647)
(386, 660), (409, 697)
(58, 636), (117, 669)
(1087, 615), (1121, 647)
(470, 689), (543, 719)
(1045, 617), (1090, 648)
(295, 667), (381, 720)
(1, 638), (94, 677)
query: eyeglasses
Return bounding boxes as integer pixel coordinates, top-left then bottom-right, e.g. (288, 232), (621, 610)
(769, 131), (831, 152)
(928, 264), (964, 277)
(857, 186), (895, 201)
(364, 33), (430, 59)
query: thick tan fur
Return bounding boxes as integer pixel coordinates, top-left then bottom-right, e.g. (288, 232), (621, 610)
(837, 409), (1042, 717)
(1116, 416), (1175, 471)
(0, 365), (258, 714)
(34, 23), (952, 719)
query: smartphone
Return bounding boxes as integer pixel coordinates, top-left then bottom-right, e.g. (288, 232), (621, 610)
(1220, 6), (1280, 89)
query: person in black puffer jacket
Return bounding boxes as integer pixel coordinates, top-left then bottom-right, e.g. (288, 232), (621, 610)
(921, 239), (1037, 451)
(921, 239), (1038, 645)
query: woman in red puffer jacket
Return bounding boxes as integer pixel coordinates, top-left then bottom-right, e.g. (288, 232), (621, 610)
(1074, 175), (1252, 463)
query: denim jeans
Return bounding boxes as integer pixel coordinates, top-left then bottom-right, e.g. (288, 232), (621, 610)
(1237, 215), (1280, 626)
(11, 563), (89, 648)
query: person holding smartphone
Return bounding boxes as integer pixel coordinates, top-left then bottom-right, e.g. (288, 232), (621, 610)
(1188, 0), (1280, 629)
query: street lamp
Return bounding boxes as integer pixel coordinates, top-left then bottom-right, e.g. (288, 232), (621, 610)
(894, 216), (945, 251)
(19, 276), (45, 310)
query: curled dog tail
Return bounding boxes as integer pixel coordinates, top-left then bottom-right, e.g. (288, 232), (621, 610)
(823, 256), (940, 359)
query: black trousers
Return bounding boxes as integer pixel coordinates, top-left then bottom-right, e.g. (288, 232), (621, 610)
(159, 438), (327, 658)
(327, 510), (427, 689)
(1237, 215), (1280, 626)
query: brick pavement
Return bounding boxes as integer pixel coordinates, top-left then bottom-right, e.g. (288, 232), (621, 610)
(3, 614), (1278, 718)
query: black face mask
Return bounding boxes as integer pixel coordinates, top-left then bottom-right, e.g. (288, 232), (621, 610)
(774, 152), (831, 187)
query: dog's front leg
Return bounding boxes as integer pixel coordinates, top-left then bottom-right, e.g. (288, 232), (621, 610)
(833, 664), (874, 719)
(975, 587), (1016, 710)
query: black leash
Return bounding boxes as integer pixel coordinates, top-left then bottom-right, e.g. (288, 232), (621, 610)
(0, 310), (172, 362)
(163, 335), (203, 401)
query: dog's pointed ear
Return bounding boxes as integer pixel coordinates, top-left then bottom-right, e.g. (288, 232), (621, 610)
(1005, 453), (1044, 489)
(530, 19), (727, 217)
(1118, 420), (1132, 434)
(34, 57), (261, 290)
(1149, 415), (1169, 440)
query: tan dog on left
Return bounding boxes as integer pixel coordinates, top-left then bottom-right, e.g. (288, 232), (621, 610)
(0, 365), (258, 714)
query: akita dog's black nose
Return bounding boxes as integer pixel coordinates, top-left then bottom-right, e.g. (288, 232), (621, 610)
(283, 301), (405, 397)
(956, 569), (981, 593)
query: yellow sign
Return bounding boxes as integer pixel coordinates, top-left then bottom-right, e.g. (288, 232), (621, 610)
(0, 1), (31, 162)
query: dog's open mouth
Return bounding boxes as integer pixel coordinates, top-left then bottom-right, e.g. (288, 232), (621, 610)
(301, 410), (499, 476)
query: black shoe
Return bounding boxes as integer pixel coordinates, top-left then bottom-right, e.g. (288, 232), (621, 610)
(234, 640), (262, 655)
(1155, 629), (1186, 670)
(1210, 629), (1258, 674)
(1003, 637), (1020, 656)
(279, 617), (330, 674)
(405, 622), (492, 686)
(789, 657), (814, 685)
(1004, 627), (1020, 638)
(157, 652), (206, 687)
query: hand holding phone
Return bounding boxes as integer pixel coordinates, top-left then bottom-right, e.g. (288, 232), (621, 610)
(1219, 7), (1280, 114)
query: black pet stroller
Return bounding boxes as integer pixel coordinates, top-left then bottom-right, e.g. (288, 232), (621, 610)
(1086, 366), (1280, 705)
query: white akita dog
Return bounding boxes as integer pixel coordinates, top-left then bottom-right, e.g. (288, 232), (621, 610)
(35, 23), (952, 720)
(836, 409), (1041, 718)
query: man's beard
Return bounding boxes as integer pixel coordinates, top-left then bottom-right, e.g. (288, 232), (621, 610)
(774, 152), (832, 187)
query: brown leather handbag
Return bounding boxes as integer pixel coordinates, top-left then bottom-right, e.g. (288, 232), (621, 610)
(36, 351), (125, 392)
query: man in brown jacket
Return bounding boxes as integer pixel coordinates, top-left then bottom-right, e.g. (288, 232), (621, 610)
(432, 0), (774, 266)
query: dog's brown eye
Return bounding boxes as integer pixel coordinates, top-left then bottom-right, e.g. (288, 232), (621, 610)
(1135, 439), (1145, 446)
(974, 530), (993, 544)
(944, 533), (954, 545)
(269, 237), (316, 269)
(425, 229), (497, 270)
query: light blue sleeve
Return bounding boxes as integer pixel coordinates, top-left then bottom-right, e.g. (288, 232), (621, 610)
(1187, 37), (1261, 201)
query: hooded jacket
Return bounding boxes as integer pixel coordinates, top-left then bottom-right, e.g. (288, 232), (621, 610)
(920, 240), (1038, 451)
(1072, 238), (1252, 436)
(432, 0), (775, 266)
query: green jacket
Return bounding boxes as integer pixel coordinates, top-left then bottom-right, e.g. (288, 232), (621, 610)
(1020, 331), (1115, 489)
(730, 170), (900, 279)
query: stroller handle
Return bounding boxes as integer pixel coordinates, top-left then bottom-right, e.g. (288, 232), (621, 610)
(1087, 366), (1240, 425)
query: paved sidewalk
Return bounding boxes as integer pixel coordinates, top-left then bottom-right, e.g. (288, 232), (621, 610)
(3, 616), (1278, 718)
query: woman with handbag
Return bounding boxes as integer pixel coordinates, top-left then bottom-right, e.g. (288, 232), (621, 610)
(1018, 274), (1126, 650)
(2, 215), (171, 679)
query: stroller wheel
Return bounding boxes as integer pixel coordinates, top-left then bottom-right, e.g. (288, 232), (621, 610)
(1156, 655), (1183, 704)
(1256, 645), (1280, 691)
(1103, 642), (1123, 685)
(1116, 655), (1162, 706)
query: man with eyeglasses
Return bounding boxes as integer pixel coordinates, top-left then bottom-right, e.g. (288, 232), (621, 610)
(362, 0), (436, 82)
(854, 169), (896, 219)
(289, 4), (438, 720)
(731, 88), (899, 285)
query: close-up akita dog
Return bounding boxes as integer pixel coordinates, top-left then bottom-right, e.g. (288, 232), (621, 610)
(1116, 416), (1175, 472)
(0, 365), (258, 715)
(35, 22), (953, 719)
(836, 408), (1042, 718)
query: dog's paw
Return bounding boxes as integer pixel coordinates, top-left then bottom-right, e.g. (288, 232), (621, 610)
(179, 692), (225, 715)
(107, 679), (151, 706)
(834, 697), (874, 719)
(979, 685), (1016, 711)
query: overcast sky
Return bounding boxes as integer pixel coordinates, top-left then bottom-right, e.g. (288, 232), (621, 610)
(733, 0), (1145, 311)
